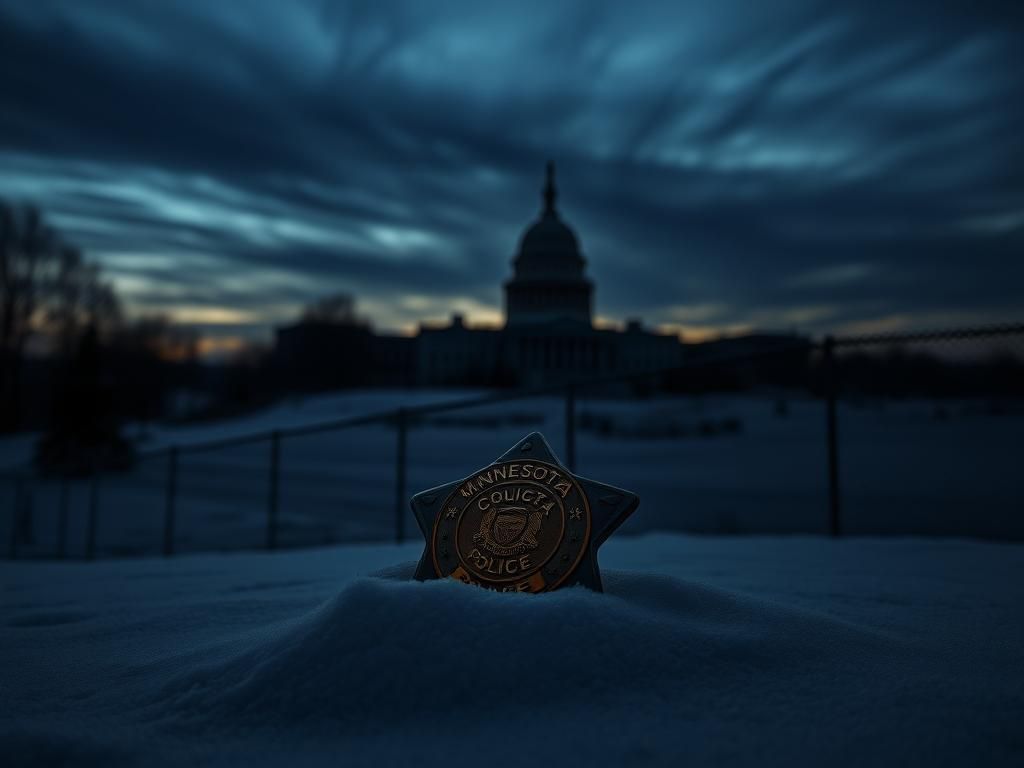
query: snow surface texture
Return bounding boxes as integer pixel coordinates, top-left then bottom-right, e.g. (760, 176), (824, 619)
(2, 534), (1023, 766)
(2, 391), (1022, 558)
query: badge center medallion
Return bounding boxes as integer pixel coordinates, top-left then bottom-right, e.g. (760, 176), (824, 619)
(433, 460), (587, 592)
(455, 479), (565, 582)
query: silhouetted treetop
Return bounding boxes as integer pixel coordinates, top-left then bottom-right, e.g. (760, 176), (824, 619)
(300, 293), (367, 327)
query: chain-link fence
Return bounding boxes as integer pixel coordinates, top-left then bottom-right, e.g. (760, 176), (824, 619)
(3, 323), (1022, 559)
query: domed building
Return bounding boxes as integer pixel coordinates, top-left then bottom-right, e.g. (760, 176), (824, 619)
(276, 163), (805, 392)
(504, 162), (593, 327)
(415, 162), (685, 388)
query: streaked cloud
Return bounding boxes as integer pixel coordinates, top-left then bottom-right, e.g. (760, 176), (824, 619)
(0, 0), (1020, 347)
(785, 264), (877, 289)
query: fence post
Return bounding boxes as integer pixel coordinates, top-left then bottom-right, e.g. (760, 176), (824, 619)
(163, 447), (178, 557)
(9, 476), (21, 560)
(57, 475), (70, 559)
(565, 381), (576, 473)
(20, 477), (34, 546)
(86, 471), (99, 560)
(824, 336), (841, 537)
(266, 431), (281, 550)
(394, 408), (408, 544)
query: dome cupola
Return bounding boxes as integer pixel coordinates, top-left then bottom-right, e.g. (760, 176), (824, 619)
(504, 162), (593, 327)
(512, 162), (586, 281)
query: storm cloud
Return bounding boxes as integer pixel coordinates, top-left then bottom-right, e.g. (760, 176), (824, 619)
(1, 0), (1021, 344)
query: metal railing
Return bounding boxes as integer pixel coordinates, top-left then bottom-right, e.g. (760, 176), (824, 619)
(4, 321), (1023, 559)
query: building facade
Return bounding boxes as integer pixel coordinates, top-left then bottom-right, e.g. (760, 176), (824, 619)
(414, 163), (683, 387)
(275, 163), (696, 390)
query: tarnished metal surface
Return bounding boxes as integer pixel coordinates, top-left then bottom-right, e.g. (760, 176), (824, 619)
(411, 432), (638, 593)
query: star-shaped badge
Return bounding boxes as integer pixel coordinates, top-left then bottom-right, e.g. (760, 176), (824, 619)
(411, 432), (638, 593)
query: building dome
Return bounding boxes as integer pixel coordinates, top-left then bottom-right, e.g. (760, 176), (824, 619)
(512, 163), (585, 281)
(504, 162), (593, 326)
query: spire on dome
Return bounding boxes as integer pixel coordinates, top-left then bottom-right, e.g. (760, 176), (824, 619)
(506, 158), (592, 327)
(542, 160), (557, 215)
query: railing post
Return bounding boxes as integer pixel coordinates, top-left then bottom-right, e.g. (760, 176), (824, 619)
(9, 476), (21, 560)
(394, 408), (408, 544)
(565, 381), (576, 473)
(20, 477), (34, 546)
(163, 447), (178, 557)
(57, 475), (70, 559)
(86, 471), (99, 560)
(266, 431), (281, 550)
(824, 336), (841, 537)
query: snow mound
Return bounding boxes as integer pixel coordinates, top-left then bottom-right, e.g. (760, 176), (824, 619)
(155, 566), (898, 737)
(4, 536), (1024, 765)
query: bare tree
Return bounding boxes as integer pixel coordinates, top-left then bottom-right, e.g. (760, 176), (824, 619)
(0, 201), (120, 430)
(48, 246), (121, 359)
(1, 204), (51, 355)
(300, 293), (364, 326)
(114, 314), (198, 363)
(1, 203), (57, 429)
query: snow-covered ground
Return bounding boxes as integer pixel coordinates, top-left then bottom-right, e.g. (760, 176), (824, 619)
(1, 390), (1022, 558)
(2, 534), (1022, 766)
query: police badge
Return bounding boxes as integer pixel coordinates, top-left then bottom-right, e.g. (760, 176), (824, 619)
(411, 432), (638, 592)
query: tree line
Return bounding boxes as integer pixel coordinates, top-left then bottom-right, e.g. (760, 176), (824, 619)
(1, 201), (202, 470)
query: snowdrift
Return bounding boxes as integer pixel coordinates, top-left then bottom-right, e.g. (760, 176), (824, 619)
(2, 535), (1023, 766)
(158, 566), (892, 731)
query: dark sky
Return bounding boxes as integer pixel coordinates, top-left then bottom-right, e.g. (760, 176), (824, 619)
(1, 1), (1021, 352)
